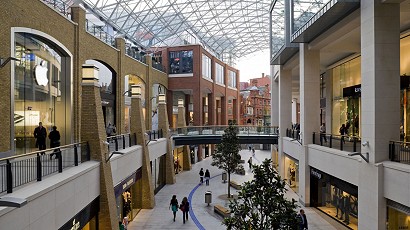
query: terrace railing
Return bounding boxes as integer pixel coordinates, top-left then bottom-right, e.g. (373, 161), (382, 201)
(313, 132), (361, 153)
(107, 133), (137, 152)
(85, 19), (116, 48)
(389, 141), (410, 165)
(0, 142), (89, 194)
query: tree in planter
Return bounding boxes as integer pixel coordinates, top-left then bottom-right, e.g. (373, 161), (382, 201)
(224, 159), (299, 230)
(211, 124), (242, 198)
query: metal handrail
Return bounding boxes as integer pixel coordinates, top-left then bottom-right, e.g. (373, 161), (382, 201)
(0, 142), (88, 162)
(313, 132), (361, 152)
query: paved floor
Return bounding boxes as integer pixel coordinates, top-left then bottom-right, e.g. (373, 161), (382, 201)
(128, 149), (346, 230)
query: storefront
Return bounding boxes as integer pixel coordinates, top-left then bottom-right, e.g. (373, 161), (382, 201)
(284, 155), (298, 193)
(58, 197), (99, 230)
(331, 56), (361, 137)
(173, 147), (184, 174)
(151, 154), (166, 194)
(387, 199), (410, 230)
(310, 168), (358, 230)
(114, 169), (142, 223)
(13, 31), (72, 155)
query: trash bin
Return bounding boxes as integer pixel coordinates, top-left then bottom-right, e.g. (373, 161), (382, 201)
(222, 172), (227, 183)
(205, 191), (212, 206)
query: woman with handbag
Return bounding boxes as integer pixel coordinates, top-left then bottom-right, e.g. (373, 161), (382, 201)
(169, 195), (179, 222)
(180, 197), (190, 223)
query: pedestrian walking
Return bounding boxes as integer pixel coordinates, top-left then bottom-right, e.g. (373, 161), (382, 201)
(122, 216), (129, 229)
(199, 168), (204, 184)
(34, 122), (47, 154)
(169, 195), (179, 222)
(180, 197), (190, 224)
(320, 123), (327, 143)
(248, 144), (252, 151)
(252, 147), (255, 156)
(49, 126), (61, 160)
(204, 169), (210, 186)
(298, 209), (308, 230)
(248, 156), (253, 169)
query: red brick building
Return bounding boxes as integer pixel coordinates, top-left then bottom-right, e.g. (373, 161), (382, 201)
(239, 74), (271, 126)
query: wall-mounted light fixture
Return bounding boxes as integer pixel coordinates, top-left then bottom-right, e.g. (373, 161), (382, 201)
(131, 85), (141, 97)
(82, 64), (99, 84)
(178, 99), (184, 107)
(158, 94), (166, 104)
(0, 57), (19, 68)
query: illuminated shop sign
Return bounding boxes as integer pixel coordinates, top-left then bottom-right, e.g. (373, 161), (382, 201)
(342, 84), (361, 98)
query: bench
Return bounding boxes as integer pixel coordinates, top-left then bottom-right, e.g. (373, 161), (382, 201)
(229, 180), (241, 190)
(214, 204), (230, 218)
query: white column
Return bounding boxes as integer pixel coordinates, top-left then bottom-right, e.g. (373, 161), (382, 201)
(359, 1), (400, 229)
(278, 66), (292, 178)
(299, 43), (320, 206)
(291, 98), (298, 124)
(271, 65), (279, 127)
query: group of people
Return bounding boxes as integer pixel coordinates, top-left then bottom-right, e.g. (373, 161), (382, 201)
(34, 122), (61, 159)
(198, 168), (210, 185)
(170, 195), (190, 223)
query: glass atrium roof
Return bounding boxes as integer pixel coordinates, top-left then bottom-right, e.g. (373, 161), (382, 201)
(61, 0), (327, 62)
(74, 0), (272, 59)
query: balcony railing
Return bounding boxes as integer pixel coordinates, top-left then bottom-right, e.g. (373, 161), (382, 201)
(41, 0), (71, 18)
(85, 19), (116, 48)
(125, 46), (146, 64)
(107, 133), (137, 152)
(152, 62), (165, 72)
(313, 132), (361, 153)
(389, 141), (410, 165)
(146, 130), (164, 141)
(286, 128), (301, 141)
(171, 125), (279, 136)
(0, 142), (89, 194)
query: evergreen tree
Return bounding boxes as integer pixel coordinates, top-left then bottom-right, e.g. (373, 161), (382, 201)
(211, 124), (242, 198)
(224, 159), (299, 230)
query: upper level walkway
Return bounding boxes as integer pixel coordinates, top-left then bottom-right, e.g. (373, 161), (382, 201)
(171, 126), (279, 146)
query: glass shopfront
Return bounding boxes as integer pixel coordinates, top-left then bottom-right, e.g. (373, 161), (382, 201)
(284, 155), (298, 193)
(14, 32), (72, 155)
(115, 169), (142, 224)
(151, 155), (166, 194)
(310, 168), (358, 230)
(59, 197), (99, 230)
(169, 50), (193, 74)
(173, 147), (183, 174)
(331, 57), (361, 137)
(387, 204), (410, 230)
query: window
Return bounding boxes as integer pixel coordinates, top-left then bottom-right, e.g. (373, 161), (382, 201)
(215, 63), (224, 84)
(169, 50), (193, 74)
(202, 54), (211, 79)
(228, 70), (236, 88)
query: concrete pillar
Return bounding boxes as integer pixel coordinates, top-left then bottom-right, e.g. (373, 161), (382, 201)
(291, 98), (298, 125)
(271, 65), (279, 127)
(278, 66), (292, 179)
(80, 65), (118, 230)
(130, 86), (155, 209)
(208, 93), (214, 125)
(359, 1), (400, 229)
(299, 43), (320, 206)
(177, 100), (192, 170)
(324, 71), (333, 133)
(145, 56), (153, 130)
(157, 95), (176, 184)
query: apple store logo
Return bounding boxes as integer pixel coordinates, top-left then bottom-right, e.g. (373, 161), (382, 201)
(34, 61), (48, 86)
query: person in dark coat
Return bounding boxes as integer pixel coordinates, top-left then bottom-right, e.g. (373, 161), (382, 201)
(298, 209), (308, 230)
(180, 197), (190, 223)
(34, 122), (47, 154)
(204, 169), (210, 186)
(199, 168), (204, 184)
(49, 126), (61, 159)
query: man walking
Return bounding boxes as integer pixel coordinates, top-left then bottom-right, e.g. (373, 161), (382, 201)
(298, 209), (308, 230)
(34, 122), (47, 154)
(199, 168), (204, 184)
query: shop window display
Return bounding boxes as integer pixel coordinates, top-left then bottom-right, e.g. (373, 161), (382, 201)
(169, 50), (193, 74)
(14, 32), (72, 155)
(387, 206), (410, 230)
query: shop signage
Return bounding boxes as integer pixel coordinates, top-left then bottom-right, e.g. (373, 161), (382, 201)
(114, 169), (142, 197)
(342, 84), (361, 98)
(34, 61), (49, 86)
(311, 169), (322, 179)
(59, 197), (99, 230)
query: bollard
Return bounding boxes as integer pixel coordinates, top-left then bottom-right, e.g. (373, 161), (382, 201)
(205, 191), (212, 206)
